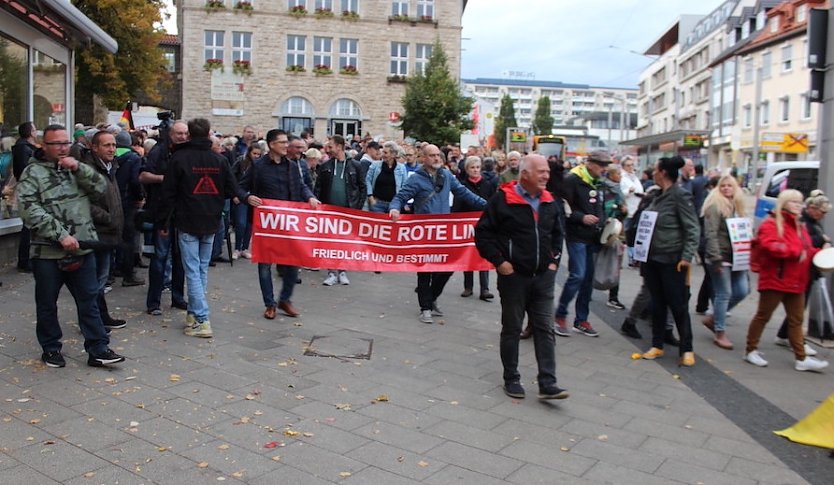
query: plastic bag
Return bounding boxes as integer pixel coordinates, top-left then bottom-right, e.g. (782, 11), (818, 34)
(593, 243), (622, 290)
(807, 276), (834, 341)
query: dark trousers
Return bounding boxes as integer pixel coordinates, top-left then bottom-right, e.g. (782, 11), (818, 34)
(417, 272), (453, 311)
(258, 263), (299, 306)
(32, 254), (109, 354)
(463, 271), (489, 291)
(147, 225), (185, 311)
(497, 270), (558, 387)
(119, 205), (138, 277)
(643, 260), (693, 354)
(17, 225), (30, 270)
(696, 259), (713, 313)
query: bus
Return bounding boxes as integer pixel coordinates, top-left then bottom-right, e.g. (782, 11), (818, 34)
(532, 135), (567, 161)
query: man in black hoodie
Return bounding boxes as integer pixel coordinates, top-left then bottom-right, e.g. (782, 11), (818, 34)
(158, 118), (246, 338)
(12, 121), (37, 272)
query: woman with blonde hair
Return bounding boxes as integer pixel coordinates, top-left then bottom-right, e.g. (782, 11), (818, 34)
(744, 189), (829, 371)
(701, 175), (749, 349)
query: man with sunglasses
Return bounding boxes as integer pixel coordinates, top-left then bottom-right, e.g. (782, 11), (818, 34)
(17, 125), (126, 369)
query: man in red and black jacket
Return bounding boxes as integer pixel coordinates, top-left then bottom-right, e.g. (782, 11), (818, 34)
(475, 154), (567, 401)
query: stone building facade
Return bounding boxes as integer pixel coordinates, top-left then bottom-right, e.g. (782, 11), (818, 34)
(178, 0), (465, 139)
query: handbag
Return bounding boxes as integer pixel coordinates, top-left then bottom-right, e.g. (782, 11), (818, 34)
(593, 242), (622, 290)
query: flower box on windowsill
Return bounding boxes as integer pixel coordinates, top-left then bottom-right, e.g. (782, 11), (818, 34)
(341, 10), (359, 21)
(234, 1), (253, 14)
(286, 65), (306, 73)
(315, 7), (334, 18)
(387, 75), (407, 83)
(289, 5), (307, 18)
(339, 65), (358, 76)
(205, 0), (227, 13)
(233, 60), (252, 76)
(313, 65), (333, 76)
(388, 14), (410, 23)
(203, 59), (224, 72)
(418, 15), (438, 27)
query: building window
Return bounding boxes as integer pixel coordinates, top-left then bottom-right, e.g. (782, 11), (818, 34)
(391, 0), (407, 16)
(313, 36), (332, 68)
(339, 38), (358, 69)
(797, 4), (807, 23)
(341, 0), (358, 14)
(163, 51), (176, 72)
(232, 32), (252, 62)
(743, 57), (753, 83)
(761, 51), (772, 78)
(801, 93), (812, 119)
(204, 30), (224, 62)
(287, 35), (306, 68)
(781, 44), (792, 72)
(288, 0), (306, 8)
(771, 16), (779, 33)
(743, 104), (751, 127)
(415, 43), (432, 74)
(331, 98), (362, 117)
(390, 42), (408, 76)
(417, 0), (434, 19)
(760, 100), (770, 125)
(780, 96), (789, 122)
(315, 0), (332, 11)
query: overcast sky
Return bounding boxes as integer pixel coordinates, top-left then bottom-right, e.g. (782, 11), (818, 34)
(461, 0), (726, 88)
(161, 0), (726, 89)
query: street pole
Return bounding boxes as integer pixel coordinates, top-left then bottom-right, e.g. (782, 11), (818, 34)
(820, 7), (834, 231)
(750, 66), (763, 190)
(607, 107), (613, 150)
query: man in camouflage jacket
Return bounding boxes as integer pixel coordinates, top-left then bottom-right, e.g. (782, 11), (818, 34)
(16, 124), (126, 369)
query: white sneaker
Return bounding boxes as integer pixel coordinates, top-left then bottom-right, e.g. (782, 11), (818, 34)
(241, 250), (252, 259)
(775, 338), (818, 356)
(745, 350), (768, 367)
(338, 271), (350, 285)
(795, 356), (829, 372)
(431, 302), (443, 316)
(232, 250), (240, 260)
(323, 273), (338, 286)
(419, 310), (434, 324)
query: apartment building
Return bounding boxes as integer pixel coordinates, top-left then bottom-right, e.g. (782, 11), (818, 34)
(178, 0), (465, 138)
(462, 78), (638, 146)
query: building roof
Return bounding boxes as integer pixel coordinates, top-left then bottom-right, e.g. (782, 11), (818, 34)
(461, 78), (636, 92)
(2, 0), (119, 53)
(735, 0), (828, 56)
(160, 34), (180, 46)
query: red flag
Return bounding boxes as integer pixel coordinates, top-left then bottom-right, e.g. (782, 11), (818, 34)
(120, 103), (134, 130)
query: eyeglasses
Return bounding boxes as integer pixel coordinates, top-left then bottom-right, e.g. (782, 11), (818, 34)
(44, 141), (72, 146)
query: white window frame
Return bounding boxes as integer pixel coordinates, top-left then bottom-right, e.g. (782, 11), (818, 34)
(339, 38), (358, 69)
(315, 0), (332, 11)
(797, 4), (807, 23)
(313, 36), (332, 68)
(287, 35), (306, 68)
(341, 0), (358, 14)
(761, 51), (772, 79)
(743, 57), (753, 84)
(415, 43), (432, 75)
(742, 104), (751, 128)
(801, 93), (812, 120)
(781, 44), (792, 72)
(417, 0), (434, 18)
(390, 42), (408, 76)
(331, 98), (362, 118)
(779, 96), (789, 122)
(163, 51), (176, 72)
(204, 30), (224, 62)
(288, 0), (306, 8)
(760, 100), (770, 126)
(391, 0), (407, 16)
(232, 31), (252, 63)
(770, 16), (779, 33)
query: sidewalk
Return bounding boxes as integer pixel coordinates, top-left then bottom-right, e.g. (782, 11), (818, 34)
(0, 258), (830, 484)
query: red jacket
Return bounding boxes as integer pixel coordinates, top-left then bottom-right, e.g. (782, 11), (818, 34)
(756, 211), (819, 294)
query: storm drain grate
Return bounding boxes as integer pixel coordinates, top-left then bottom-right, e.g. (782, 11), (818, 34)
(303, 335), (374, 360)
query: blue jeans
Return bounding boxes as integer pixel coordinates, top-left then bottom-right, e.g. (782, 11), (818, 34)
(706, 266), (749, 332)
(179, 232), (214, 322)
(370, 200), (390, 213)
(556, 241), (598, 324)
(147, 226), (186, 311)
(258, 263), (299, 307)
(231, 203), (251, 251)
(32, 254), (109, 354)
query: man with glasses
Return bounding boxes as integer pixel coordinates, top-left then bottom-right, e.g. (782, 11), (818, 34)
(17, 125), (126, 368)
(240, 129), (320, 319)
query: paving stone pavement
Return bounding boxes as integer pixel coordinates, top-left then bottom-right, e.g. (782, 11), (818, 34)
(0, 257), (831, 484)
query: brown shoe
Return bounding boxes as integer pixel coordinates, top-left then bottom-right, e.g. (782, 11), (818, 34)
(520, 324), (533, 340)
(278, 301), (300, 317)
(713, 331), (734, 350)
(702, 315), (715, 333)
(263, 305), (277, 320)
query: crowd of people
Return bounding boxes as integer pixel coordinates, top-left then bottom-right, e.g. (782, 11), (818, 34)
(5, 118), (829, 391)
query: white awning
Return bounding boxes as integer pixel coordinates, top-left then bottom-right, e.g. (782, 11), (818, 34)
(40, 0), (118, 53)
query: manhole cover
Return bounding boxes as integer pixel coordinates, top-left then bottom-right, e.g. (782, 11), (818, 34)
(304, 335), (373, 360)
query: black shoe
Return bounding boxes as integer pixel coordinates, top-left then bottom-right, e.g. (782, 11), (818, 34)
(461, 288), (473, 297)
(103, 318), (127, 330)
(147, 307), (162, 316)
(503, 381), (525, 399)
(607, 299), (626, 310)
(479, 290), (494, 301)
(17, 265), (32, 273)
(538, 385), (569, 400)
(664, 329), (680, 347)
(171, 301), (188, 311)
(621, 318), (642, 339)
(208, 261), (216, 267)
(88, 349), (125, 367)
(122, 276), (145, 287)
(41, 351), (66, 368)
(112, 268), (124, 278)
(212, 256), (230, 263)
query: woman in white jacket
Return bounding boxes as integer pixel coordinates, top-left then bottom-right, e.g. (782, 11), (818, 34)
(619, 156), (644, 265)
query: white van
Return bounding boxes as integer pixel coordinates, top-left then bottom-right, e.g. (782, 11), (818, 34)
(754, 161), (819, 226)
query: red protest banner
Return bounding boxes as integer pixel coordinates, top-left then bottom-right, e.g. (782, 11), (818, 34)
(250, 200), (493, 272)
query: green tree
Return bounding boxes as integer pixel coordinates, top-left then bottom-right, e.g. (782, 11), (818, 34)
(531, 96), (554, 135)
(72, 0), (168, 123)
(400, 40), (473, 145)
(493, 94), (518, 149)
